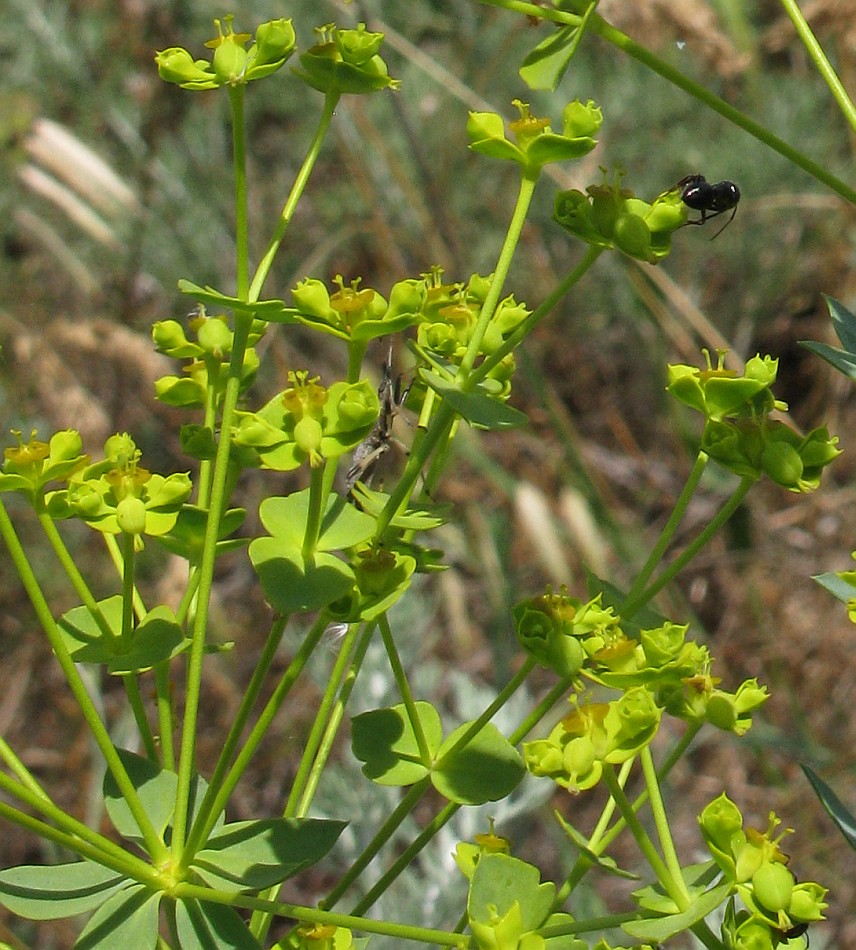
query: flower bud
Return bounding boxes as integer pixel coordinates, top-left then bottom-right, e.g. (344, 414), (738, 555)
(117, 496), (147, 535)
(752, 862), (795, 914)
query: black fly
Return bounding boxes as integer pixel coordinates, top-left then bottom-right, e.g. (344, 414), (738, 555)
(346, 349), (409, 494)
(678, 174), (740, 238)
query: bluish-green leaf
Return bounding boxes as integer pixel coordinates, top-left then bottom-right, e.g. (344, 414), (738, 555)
(0, 862), (127, 920)
(622, 882), (732, 942)
(468, 853), (555, 935)
(58, 596), (123, 664)
(825, 294), (856, 354)
(178, 280), (293, 322)
(108, 607), (187, 674)
(803, 765), (856, 851)
(432, 721), (525, 805)
(103, 749), (222, 846)
(812, 570), (856, 603)
(175, 896), (262, 949)
(553, 812), (639, 879)
(192, 818), (346, 893)
(351, 702), (443, 786)
(75, 883), (161, 950)
(256, 490), (376, 552)
(799, 340), (856, 380)
(250, 542), (356, 613)
(421, 370), (528, 430)
(519, 24), (584, 91)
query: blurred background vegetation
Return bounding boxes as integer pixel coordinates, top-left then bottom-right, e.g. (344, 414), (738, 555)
(2, 0), (856, 946)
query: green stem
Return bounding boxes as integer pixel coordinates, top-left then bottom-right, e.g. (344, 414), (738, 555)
(458, 172), (539, 378)
(621, 475), (754, 619)
(471, 245), (604, 386)
(184, 613), (289, 856)
(301, 464), (327, 561)
(779, 0), (856, 136)
(180, 616), (327, 866)
(172, 81), (255, 852)
(173, 880), (470, 946)
(0, 772), (156, 881)
(229, 84), (249, 299)
(378, 613), (434, 765)
(249, 89), (340, 303)
(0, 500), (168, 863)
(37, 513), (116, 642)
(622, 452), (708, 608)
(321, 779), (433, 912)
(155, 661), (175, 771)
(602, 763), (688, 910)
(251, 623), (375, 942)
(478, 0), (856, 206)
(286, 623), (368, 817)
(640, 745), (689, 903)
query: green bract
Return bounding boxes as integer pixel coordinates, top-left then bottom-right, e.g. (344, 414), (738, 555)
(554, 169), (685, 263)
(292, 22), (398, 95)
(155, 15), (296, 89)
(0, 429), (88, 505)
(233, 373), (379, 470)
(468, 98), (601, 175)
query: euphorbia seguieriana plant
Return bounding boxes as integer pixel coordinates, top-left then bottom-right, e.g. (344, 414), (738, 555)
(0, 9), (844, 950)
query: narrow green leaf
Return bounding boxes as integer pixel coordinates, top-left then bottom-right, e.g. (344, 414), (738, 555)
(553, 812), (639, 879)
(74, 883), (161, 950)
(432, 722), (525, 805)
(175, 896), (262, 949)
(192, 818), (346, 893)
(811, 570), (856, 603)
(0, 862), (127, 920)
(803, 765), (856, 851)
(799, 340), (856, 380)
(421, 370), (528, 430)
(622, 882), (732, 942)
(825, 293), (856, 354)
(351, 702), (443, 785)
(177, 280), (293, 321)
(103, 749), (222, 845)
(519, 24), (583, 91)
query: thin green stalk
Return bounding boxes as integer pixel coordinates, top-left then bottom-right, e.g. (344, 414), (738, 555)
(251, 624), (375, 942)
(124, 674), (158, 761)
(180, 617), (327, 866)
(301, 464), (327, 561)
(0, 500), (168, 863)
(640, 745), (688, 903)
(248, 89), (341, 302)
(230, 84), (249, 299)
(471, 245), (604, 386)
(155, 661), (175, 770)
(173, 80), (255, 852)
(602, 764), (688, 910)
(477, 0), (856, 206)
(458, 172), (539, 378)
(184, 613), (290, 855)
(620, 476), (754, 619)
(0, 737), (50, 800)
(0, 776), (159, 883)
(320, 779), (433, 912)
(378, 613), (434, 764)
(348, 796), (459, 918)
(779, 0), (856, 136)
(622, 452), (709, 608)
(37, 514), (116, 642)
(174, 880), (470, 946)
(285, 622), (367, 818)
